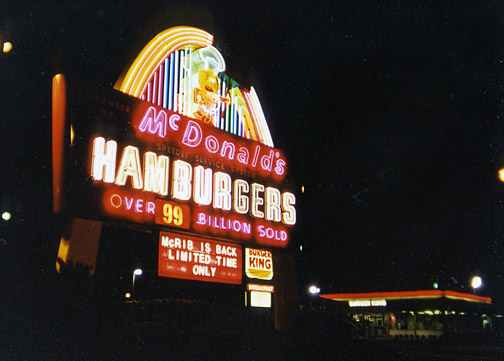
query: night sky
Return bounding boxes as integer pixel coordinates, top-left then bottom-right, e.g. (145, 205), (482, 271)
(2, 1), (504, 304)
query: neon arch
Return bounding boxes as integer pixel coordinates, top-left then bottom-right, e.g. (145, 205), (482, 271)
(116, 26), (274, 147)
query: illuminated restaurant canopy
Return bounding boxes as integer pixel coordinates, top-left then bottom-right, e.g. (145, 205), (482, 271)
(320, 290), (492, 304)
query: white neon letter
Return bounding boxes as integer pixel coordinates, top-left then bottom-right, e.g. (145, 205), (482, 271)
(115, 146), (143, 189)
(144, 152), (169, 196)
(233, 179), (249, 214)
(172, 159), (192, 201)
(193, 166), (213, 205)
(282, 192), (296, 225)
(265, 187), (281, 222)
(251, 183), (265, 218)
(91, 137), (117, 183)
(213, 172), (232, 211)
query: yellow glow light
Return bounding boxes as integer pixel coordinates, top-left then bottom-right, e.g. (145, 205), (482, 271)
(52, 74), (66, 213)
(55, 237), (70, 272)
(70, 124), (75, 145)
(499, 169), (504, 182)
(3, 41), (12, 53)
(125, 292), (131, 298)
(498, 169), (504, 182)
(499, 168), (504, 182)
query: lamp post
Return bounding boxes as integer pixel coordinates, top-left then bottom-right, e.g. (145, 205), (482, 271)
(471, 276), (482, 295)
(132, 268), (142, 296)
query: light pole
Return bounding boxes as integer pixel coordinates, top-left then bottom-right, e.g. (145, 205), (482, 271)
(132, 268), (142, 296)
(471, 276), (482, 295)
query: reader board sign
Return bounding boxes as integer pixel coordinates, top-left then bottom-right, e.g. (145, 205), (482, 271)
(158, 231), (242, 284)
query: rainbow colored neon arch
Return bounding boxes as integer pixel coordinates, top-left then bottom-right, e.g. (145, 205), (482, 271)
(116, 26), (274, 147)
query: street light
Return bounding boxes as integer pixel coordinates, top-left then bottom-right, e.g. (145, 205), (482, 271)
(132, 268), (143, 296)
(308, 285), (320, 309)
(471, 276), (482, 294)
(499, 169), (504, 182)
(2, 212), (11, 221)
(2, 41), (12, 53)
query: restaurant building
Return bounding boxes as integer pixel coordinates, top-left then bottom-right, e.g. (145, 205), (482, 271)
(320, 290), (493, 339)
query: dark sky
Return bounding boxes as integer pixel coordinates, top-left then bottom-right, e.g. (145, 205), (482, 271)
(1, 1), (504, 302)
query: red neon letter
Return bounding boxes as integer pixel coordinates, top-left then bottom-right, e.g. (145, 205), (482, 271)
(220, 141), (236, 160)
(138, 106), (168, 138)
(182, 120), (202, 147)
(205, 136), (219, 153)
(169, 114), (180, 131)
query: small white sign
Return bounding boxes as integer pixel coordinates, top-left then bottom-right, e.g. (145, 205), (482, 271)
(349, 299), (387, 307)
(250, 291), (272, 308)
